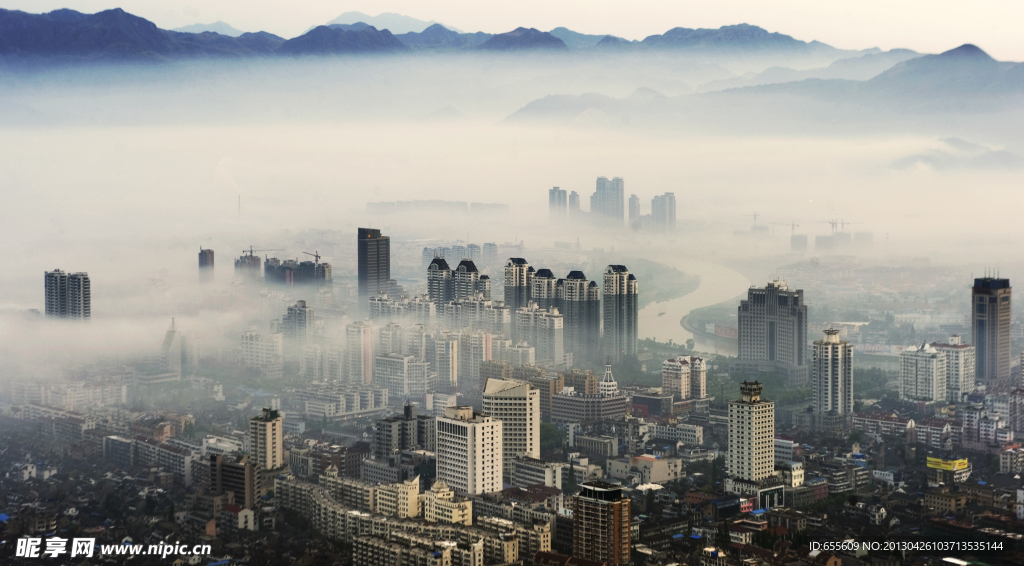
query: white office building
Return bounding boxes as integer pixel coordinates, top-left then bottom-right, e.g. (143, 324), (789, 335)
(435, 332), (460, 392)
(241, 330), (284, 379)
(899, 343), (947, 402)
(932, 335), (976, 403)
(435, 406), (503, 495)
(515, 303), (564, 367)
(373, 353), (432, 403)
(483, 378), (540, 481)
(345, 321), (375, 385)
(426, 392), (460, 417)
(662, 356), (707, 400)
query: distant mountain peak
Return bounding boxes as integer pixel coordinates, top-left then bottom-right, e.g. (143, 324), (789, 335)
(324, 11), (459, 34)
(938, 44), (993, 60)
(641, 23), (835, 54)
(277, 24), (408, 55)
(173, 21), (245, 37)
(478, 27), (567, 50)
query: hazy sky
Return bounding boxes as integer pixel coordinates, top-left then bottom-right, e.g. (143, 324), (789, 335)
(2, 0), (1022, 60)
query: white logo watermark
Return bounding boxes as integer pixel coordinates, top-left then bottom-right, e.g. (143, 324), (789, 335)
(15, 537), (212, 559)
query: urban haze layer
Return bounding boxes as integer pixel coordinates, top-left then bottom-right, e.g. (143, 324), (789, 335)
(2, 5), (1024, 566)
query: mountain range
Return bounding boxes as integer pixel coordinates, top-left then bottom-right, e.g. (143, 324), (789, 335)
(4, 5), (1020, 115)
(505, 44), (1024, 127)
(0, 7), (866, 60)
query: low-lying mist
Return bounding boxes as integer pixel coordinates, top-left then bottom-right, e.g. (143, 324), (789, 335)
(1, 51), (1022, 377)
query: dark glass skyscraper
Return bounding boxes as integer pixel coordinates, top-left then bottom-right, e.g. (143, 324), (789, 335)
(558, 271), (601, 363)
(198, 248), (214, 282)
(602, 265), (637, 362)
(358, 228), (391, 308)
(504, 258), (534, 343)
(972, 277), (1012, 387)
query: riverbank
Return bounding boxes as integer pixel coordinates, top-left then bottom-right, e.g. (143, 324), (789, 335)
(637, 258), (751, 344)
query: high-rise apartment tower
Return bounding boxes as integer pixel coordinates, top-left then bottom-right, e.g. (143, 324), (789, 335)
(549, 187), (568, 218)
(812, 329), (854, 415)
(972, 277), (1011, 387)
(358, 228), (392, 308)
(249, 408), (284, 471)
(572, 481), (631, 565)
(198, 248), (214, 282)
(602, 265), (638, 362)
(590, 177), (625, 225)
(45, 269), (91, 320)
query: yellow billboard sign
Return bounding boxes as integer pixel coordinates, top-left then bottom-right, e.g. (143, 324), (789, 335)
(927, 457), (969, 471)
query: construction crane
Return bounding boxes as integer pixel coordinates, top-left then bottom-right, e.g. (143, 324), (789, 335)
(242, 246), (284, 256)
(771, 221), (800, 234)
(822, 219), (859, 234)
(303, 251), (321, 264)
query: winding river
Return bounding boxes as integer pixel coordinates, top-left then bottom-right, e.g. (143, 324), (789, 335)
(637, 258), (751, 348)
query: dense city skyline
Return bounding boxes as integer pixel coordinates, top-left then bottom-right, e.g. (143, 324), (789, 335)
(3, 5), (1024, 564)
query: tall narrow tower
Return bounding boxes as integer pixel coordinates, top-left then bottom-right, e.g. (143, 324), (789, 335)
(549, 187), (568, 218)
(358, 227), (391, 309)
(812, 329), (854, 415)
(249, 408), (284, 471)
(972, 277), (1011, 387)
(591, 176), (625, 225)
(724, 381), (782, 509)
(726, 381), (775, 483)
(572, 482), (631, 565)
(651, 192), (676, 230)
(557, 271), (601, 364)
(504, 258), (533, 340)
(602, 265), (638, 363)
(198, 248), (215, 282)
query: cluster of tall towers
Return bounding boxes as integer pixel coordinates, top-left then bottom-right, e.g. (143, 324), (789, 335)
(227, 247), (332, 288)
(734, 275), (1016, 422)
(549, 177), (676, 231)
(504, 258), (638, 364)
